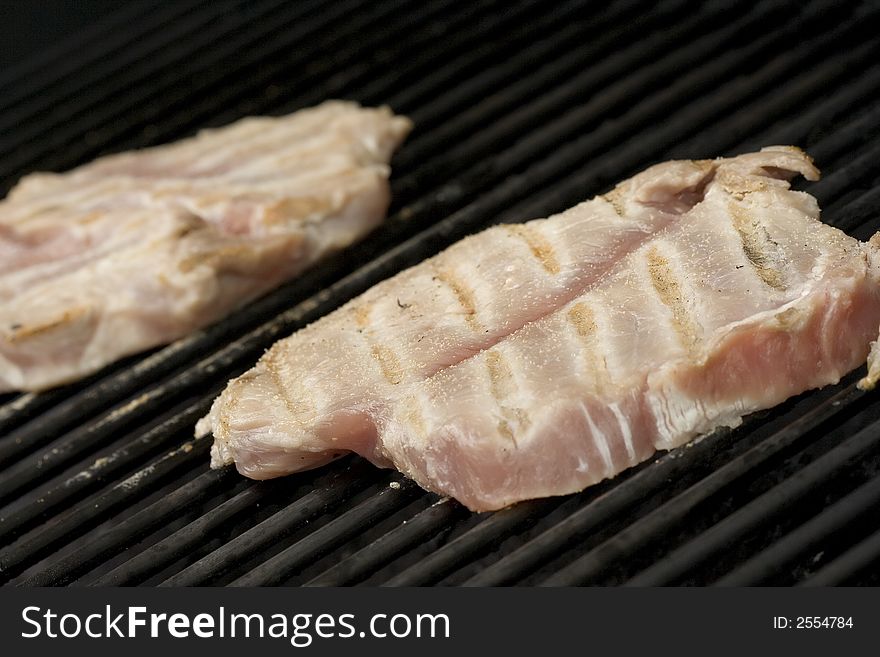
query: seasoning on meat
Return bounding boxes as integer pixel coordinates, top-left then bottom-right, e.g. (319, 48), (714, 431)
(198, 147), (880, 512)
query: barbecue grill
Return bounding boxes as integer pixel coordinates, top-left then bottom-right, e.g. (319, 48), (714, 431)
(1, 0), (879, 587)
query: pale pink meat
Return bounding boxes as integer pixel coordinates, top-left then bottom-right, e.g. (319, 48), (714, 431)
(0, 101), (412, 392)
(199, 147), (880, 511)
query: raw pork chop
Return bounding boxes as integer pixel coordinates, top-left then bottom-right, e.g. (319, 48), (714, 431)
(198, 147), (880, 511)
(0, 101), (411, 392)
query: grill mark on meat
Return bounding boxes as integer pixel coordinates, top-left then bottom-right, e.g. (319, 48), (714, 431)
(601, 185), (628, 217)
(356, 299), (406, 387)
(263, 354), (299, 419)
(371, 344), (404, 385)
(217, 373), (248, 440)
(486, 350), (515, 400)
(433, 266), (480, 330)
(262, 196), (338, 225)
(568, 301), (597, 337)
(353, 303), (372, 329)
(485, 350), (520, 446)
(504, 224), (560, 275)
(496, 418), (517, 444)
(596, 181), (630, 217)
(177, 244), (263, 273)
(4, 307), (91, 342)
(401, 394), (427, 437)
(646, 247), (701, 352)
(718, 169), (768, 199)
(728, 201), (787, 290)
(567, 301), (610, 392)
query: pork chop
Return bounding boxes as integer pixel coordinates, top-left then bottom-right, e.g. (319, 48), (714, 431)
(198, 147), (880, 511)
(0, 101), (412, 392)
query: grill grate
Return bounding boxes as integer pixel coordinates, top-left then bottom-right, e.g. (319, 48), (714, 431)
(1, 0), (880, 587)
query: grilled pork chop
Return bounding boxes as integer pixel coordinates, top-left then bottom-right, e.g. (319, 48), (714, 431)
(198, 147), (880, 511)
(0, 101), (411, 392)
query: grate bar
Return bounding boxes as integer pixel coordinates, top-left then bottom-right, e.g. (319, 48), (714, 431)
(399, 2), (806, 234)
(380, 0), (646, 112)
(383, 499), (559, 586)
(0, 0), (416, 185)
(806, 102), (880, 167)
(800, 528), (880, 587)
(0, 395), (215, 543)
(835, 186), (880, 236)
(808, 138), (880, 207)
(134, 0), (494, 135)
(0, 368), (132, 438)
(0, 429), (211, 583)
(394, 0), (696, 173)
(18, 468), (234, 587)
(393, 1), (767, 204)
(0, 384), (217, 506)
(0, 352), (211, 468)
(666, 43), (879, 160)
(355, 0), (658, 132)
(277, 0), (558, 117)
(714, 474), (880, 586)
(0, 1), (197, 109)
(230, 479), (423, 586)
(87, 481), (278, 586)
(0, 393), (49, 436)
(305, 498), (466, 587)
(4, 0), (491, 185)
(494, 7), (876, 224)
(159, 460), (381, 586)
(0, 1), (294, 153)
(620, 421), (880, 587)
(489, 2), (859, 226)
(741, 68), (880, 155)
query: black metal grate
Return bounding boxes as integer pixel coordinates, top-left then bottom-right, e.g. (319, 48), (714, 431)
(1, 0), (879, 587)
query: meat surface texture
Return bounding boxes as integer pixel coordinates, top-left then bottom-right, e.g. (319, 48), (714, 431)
(0, 101), (412, 392)
(199, 146), (880, 512)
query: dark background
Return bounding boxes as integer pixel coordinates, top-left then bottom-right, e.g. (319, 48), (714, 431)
(0, 1), (120, 69)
